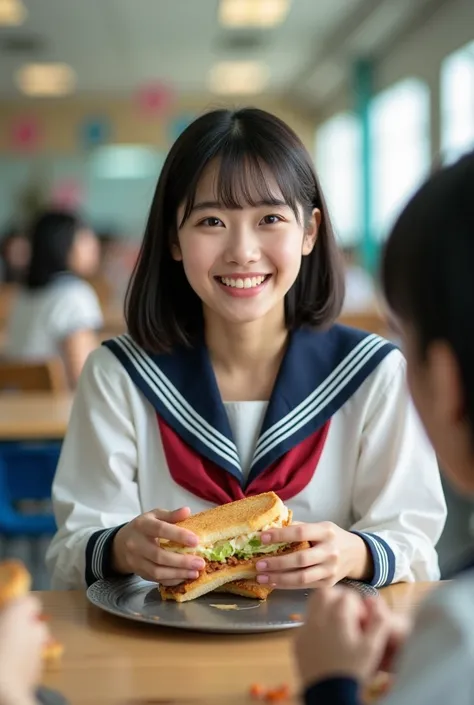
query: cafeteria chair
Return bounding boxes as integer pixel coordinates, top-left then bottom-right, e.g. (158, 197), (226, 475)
(0, 358), (64, 580)
(0, 358), (68, 395)
(0, 444), (58, 536)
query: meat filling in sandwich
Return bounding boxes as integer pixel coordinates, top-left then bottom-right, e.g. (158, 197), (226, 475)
(159, 492), (309, 602)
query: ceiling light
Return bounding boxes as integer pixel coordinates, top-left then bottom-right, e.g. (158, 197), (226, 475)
(15, 63), (76, 97)
(219, 0), (290, 28)
(209, 61), (269, 95)
(0, 0), (27, 26)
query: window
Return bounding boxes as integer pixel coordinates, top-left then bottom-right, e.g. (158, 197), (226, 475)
(441, 41), (474, 164)
(315, 112), (361, 247)
(371, 78), (430, 240)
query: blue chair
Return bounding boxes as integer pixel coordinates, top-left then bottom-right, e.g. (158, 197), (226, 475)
(0, 442), (61, 536)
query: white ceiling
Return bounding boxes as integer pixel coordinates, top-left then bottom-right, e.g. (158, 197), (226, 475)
(0, 0), (451, 108)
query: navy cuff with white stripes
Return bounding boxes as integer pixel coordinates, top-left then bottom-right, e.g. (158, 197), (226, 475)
(85, 524), (130, 587)
(305, 678), (360, 705)
(351, 531), (396, 587)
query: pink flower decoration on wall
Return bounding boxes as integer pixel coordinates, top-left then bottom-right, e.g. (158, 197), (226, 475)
(136, 82), (175, 116)
(10, 117), (42, 152)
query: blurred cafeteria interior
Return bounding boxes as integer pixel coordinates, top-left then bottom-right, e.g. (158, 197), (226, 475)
(0, 0), (473, 586)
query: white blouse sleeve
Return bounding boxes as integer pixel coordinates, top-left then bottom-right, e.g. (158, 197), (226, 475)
(46, 346), (141, 589)
(381, 580), (474, 705)
(349, 354), (447, 586)
(51, 279), (103, 340)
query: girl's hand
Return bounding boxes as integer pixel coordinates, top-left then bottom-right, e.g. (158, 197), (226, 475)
(294, 587), (391, 688)
(256, 522), (372, 588)
(0, 596), (50, 705)
(112, 507), (206, 586)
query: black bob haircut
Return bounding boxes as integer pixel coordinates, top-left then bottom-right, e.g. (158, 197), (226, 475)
(126, 107), (345, 353)
(382, 151), (474, 430)
(26, 210), (84, 290)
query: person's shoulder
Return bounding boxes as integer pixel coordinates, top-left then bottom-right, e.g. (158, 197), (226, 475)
(79, 342), (134, 396)
(53, 275), (99, 303)
(321, 323), (403, 379)
(319, 324), (405, 408)
(423, 571), (474, 625)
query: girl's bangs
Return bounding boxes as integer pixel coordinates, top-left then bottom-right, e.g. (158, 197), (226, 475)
(180, 144), (303, 224)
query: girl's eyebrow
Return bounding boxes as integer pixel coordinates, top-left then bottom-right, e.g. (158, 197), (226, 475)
(191, 198), (288, 212)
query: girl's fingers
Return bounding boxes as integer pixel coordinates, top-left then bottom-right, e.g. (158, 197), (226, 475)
(140, 515), (199, 547)
(157, 546), (205, 571)
(136, 559), (200, 584)
(261, 522), (335, 546)
(256, 545), (332, 573)
(138, 537), (205, 571)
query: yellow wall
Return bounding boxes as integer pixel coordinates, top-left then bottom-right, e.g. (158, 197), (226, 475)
(0, 93), (316, 154)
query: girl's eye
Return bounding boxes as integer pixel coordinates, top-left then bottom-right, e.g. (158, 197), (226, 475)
(199, 217), (224, 227)
(261, 214), (283, 225)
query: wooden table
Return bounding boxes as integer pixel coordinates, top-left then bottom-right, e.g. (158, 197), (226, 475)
(39, 583), (439, 705)
(0, 392), (72, 440)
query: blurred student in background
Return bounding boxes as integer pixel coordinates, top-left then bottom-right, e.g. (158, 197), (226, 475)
(0, 226), (31, 285)
(5, 210), (102, 386)
(0, 596), (49, 705)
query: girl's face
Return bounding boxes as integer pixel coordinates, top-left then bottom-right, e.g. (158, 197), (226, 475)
(173, 161), (319, 328)
(68, 227), (100, 278)
(400, 320), (474, 495)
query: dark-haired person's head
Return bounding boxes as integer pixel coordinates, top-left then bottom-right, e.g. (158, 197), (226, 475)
(126, 107), (344, 352)
(26, 210), (99, 290)
(382, 151), (474, 495)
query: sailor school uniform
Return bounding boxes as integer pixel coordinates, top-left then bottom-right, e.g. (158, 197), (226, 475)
(46, 325), (447, 590)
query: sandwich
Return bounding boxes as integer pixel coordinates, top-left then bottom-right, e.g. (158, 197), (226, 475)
(0, 559), (64, 663)
(159, 492), (309, 603)
(214, 578), (274, 601)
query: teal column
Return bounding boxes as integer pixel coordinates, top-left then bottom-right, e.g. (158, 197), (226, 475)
(353, 59), (375, 272)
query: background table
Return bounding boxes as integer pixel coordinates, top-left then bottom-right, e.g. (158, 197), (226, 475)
(0, 393), (72, 440)
(39, 582), (439, 705)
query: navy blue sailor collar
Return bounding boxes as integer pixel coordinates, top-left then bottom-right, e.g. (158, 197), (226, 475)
(104, 325), (396, 486)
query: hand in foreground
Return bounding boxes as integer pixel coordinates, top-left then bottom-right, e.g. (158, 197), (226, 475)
(255, 522), (372, 588)
(112, 507), (206, 586)
(294, 587), (392, 689)
(0, 595), (50, 705)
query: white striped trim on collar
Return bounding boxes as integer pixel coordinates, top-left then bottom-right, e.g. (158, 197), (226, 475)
(114, 335), (241, 469)
(251, 335), (388, 467)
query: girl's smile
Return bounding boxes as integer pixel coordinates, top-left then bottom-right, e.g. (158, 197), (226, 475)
(214, 273), (272, 297)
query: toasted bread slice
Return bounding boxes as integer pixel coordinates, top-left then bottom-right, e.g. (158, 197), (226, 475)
(0, 560), (31, 609)
(42, 637), (64, 664)
(214, 579), (274, 600)
(159, 541), (309, 603)
(162, 492), (288, 551)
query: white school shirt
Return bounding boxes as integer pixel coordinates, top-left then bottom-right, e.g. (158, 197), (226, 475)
(223, 401), (268, 480)
(46, 326), (446, 591)
(5, 275), (103, 361)
(381, 567), (474, 705)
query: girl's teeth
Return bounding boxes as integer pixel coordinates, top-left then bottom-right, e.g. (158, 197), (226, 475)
(220, 276), (266, 289)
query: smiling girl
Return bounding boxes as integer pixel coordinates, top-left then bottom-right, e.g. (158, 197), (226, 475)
(46, 108), (446, 591)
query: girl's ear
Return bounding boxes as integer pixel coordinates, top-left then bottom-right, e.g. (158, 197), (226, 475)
(302, 208), (320, 256)
(171, 242), (182, 261)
